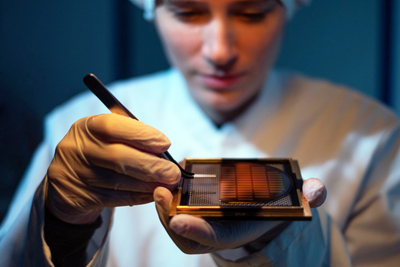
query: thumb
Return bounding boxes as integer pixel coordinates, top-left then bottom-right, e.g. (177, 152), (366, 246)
(154, 186), (173, 222)
(303, 178), (327, 208)
(154, 186), (212, 254)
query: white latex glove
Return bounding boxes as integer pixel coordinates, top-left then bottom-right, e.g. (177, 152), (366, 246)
(154, 178), (327, 254)
(46, 113), (181, 224)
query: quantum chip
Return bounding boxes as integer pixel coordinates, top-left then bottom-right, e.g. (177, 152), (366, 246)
(170, 158), (312, 221)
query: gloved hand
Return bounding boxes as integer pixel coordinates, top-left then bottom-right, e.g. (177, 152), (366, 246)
(45, 113), (181, 224)
(154, 178), (327, 254)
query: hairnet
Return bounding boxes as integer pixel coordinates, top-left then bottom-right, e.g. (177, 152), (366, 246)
(130, 0), (310, 20)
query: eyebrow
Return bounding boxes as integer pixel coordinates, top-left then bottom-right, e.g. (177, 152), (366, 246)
(164, 0), (208, 8)
(165, 0), (270, 2)
(230, 0), (277, 10)
(163, 0), (274, 8)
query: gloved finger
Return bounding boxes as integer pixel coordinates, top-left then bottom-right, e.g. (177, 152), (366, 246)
(82, 142), (181, 184)
(303, 178), (327, 208)
(48, 174), (153, 209)
(154, 187), (215, 254)
(81, 166), (179, 192)
(59, 115), (181, 184)
(48, 176), (155, 209)
(47, 176), (154, 224)
(86, 187), (155, 207)
(169, 215), (281, 249)
(87, 114), (171, 154)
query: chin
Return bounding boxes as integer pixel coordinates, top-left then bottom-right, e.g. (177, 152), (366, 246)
(202, 95), (244, 115)
(201, 88), (235, 102)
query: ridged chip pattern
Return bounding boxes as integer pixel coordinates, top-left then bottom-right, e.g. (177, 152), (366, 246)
(188, 163), (293, 206)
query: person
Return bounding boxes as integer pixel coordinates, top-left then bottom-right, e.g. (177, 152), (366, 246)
(1, 0), (399, 266)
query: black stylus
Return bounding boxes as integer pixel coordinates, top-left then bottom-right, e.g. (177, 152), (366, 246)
(83, 73), (215, 179)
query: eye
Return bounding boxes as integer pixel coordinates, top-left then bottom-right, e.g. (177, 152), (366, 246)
(238, 12), (267, 22)
(172, 10), (207, 22)
(230, 1), (278, 23)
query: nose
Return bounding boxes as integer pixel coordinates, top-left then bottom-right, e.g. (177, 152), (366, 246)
(202, 19), (238, 70)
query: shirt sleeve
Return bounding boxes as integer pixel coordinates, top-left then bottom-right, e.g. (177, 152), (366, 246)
(343, 124), (400, 265)
(0, 140), (51, 267)
(210, 124), (400, 267)
(210, 209), (335, 266)
(0, 122), (114, 267)
(24, 177), (114, 267)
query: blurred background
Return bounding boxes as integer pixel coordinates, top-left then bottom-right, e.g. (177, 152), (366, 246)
(0, 0), (399, 222)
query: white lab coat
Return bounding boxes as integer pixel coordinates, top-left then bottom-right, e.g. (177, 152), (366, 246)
(1, 68), (400, 266)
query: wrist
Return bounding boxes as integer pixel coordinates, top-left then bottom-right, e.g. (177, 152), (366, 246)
(45, 194), (102, 225)
(45, 200), (102, 225)
(44, 174), (103, 224)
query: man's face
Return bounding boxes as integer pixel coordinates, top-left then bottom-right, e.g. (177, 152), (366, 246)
(155, 0), (286, 124)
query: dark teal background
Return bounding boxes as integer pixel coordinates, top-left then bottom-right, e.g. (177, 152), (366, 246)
(0, 0), (396, 221)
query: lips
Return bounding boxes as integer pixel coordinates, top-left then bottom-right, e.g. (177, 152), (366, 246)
(198, 72), (245, 90)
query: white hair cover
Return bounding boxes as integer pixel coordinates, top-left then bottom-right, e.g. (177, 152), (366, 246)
(130, 0), (310, 20)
